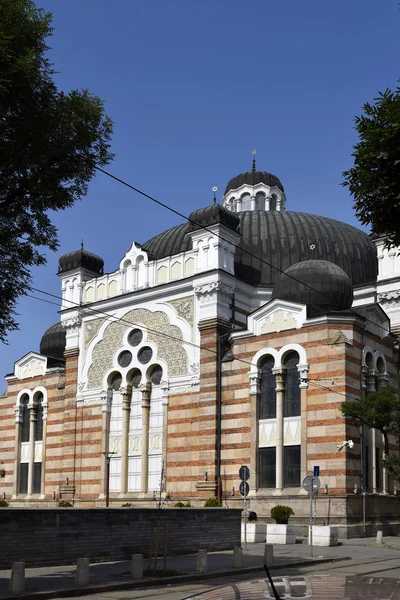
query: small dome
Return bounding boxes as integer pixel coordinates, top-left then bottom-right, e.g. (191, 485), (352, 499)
(188, 204), (240, 233)
(224, 171), (284, 195)
(40, 322), (66, 367)
(271, 260), (354, 316)
(58, 248), (104, 275)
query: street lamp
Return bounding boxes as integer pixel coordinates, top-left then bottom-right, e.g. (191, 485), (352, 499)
(337, 440), (354, 452)
(102, 451), (116, 507)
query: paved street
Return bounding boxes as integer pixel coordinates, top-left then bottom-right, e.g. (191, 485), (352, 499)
(1, 537), (400, 599)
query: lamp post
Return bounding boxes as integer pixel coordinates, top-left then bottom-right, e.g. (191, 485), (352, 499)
(102, 451), (116, 507)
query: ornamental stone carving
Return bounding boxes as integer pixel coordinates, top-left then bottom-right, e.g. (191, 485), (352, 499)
(14, 404), (23, 424)
(168, 297), (194, 326)
(62, 316), (82, 329)
(378, 290), (400, 307)
(84, 318), (106, 350)
(87, 308), (188, 389)
(248, 372), (260, 395)
(297, 363), (309, 389)
(194, 281), (235, 304)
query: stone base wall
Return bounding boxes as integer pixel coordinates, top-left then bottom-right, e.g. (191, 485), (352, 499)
(0, 508), (241, 568)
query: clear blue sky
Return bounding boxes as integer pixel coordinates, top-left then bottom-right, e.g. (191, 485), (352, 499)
(2, 0), (400, 382)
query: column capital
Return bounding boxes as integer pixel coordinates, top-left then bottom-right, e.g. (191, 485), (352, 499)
(139, 383), (151, 406)
(101, 389), (112, 413)
(248, 371), (260, 396)
(14, 404), (23, 424)
(272, 367), (285, 390)
(297, 362), (309, 389)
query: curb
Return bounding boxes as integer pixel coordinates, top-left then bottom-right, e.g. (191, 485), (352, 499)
(2, 555), (350, 600)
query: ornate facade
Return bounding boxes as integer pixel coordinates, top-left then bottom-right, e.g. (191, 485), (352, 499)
(1, 164), (399, 535)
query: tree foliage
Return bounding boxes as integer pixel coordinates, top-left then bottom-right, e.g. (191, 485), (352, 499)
(340, 387), (400, 483)
(0, 0), (113, 342)
(343, 87), (400, 247)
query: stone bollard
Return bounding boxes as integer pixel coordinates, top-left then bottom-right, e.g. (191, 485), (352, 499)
(377, 530), (383, 544)
(131, 554), (144, 579)
(75, 557), (90, 587)
(9, 562), (25, 593)
(264, 544), (274, 566)
(233, 546), (242, 568)
(197, 549), (208, 574)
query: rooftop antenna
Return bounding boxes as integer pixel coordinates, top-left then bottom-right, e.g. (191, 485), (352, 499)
(212, 186), (218, 204)
(252, 149), (257, 172)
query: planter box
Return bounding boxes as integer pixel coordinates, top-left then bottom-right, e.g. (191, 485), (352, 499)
(308, 525), (339, 547)
(241, 522), (266, 543)
(266, 523), (296, 544)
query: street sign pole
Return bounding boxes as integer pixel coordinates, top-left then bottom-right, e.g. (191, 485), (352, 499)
(239, 465), (250, 552)
(313, 490), (317, 526)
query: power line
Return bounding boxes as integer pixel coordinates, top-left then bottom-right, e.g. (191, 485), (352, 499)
(26, 290), (356, 402)
(95, 165), (394, 338)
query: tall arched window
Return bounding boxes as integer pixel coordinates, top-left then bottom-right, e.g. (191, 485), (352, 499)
(259, 356), (276, 419)
(269, 195), (277, 211)
(241, 194), (251, 211)
(19, 395), (30, 493)
(284, 352), (301, 417)
(255, 192), (265, 210)
(283, 352), (301, 487)
(33, 392), (43, 494)
(108, 372), (122, 491)
(148, 365), (163, 491)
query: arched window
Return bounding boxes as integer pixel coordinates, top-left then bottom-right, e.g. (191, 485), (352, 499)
(284, 352), (301, 417)
(259, 356), (276, 419)
(35, 393), (43, 442)
(19, 395), (30, 494)
(241, 194), (251, 211)
(20, 396), (30, 443)
(269, 195), (277, 211)
(255, 192), (265, 210)
(108, 371), (123, 491)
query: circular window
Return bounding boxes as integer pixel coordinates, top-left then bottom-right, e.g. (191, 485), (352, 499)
(138, 346), (153, 365)
(109, 372), (122, 391)
(128, 329), (143, 347)
(118, 350), (132, 368)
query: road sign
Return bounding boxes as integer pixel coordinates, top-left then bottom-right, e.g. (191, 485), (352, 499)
(239, 481), (250, 496)
(239, 465), (250, 481)
(313, 466), (320, 477)
(302, 475), (320, 494)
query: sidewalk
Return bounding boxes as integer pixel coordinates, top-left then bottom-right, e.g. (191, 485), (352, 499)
(0, 536), (399, 600)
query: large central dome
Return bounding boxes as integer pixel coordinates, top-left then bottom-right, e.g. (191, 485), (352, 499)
(143, 210), (378, 287)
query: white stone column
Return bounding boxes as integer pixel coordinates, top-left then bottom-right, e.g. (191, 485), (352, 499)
(27, 401), (37, 495)
(120, 386), (132, 495)
(250, 195), (256, 210)
(100, 390), (112, 497)
(248, 372), (260, 491)
(273, 369), (285, 494)
(265, 196), (270, 211)
(366, 371), (376, 492)
(40, 399), (48, 495)
(12, 403), (23, 497)
(298, 363), (309, 485)
(161, 382), (169, 472)
(377, 374), (389, 493)
(140, 384), (151, 494)
(236, 197), (242, 213)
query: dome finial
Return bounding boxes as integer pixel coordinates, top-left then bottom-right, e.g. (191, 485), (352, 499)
(212, 186), (218, 205)
(252, 150), (257, 173)
(81, 234), (84, 250)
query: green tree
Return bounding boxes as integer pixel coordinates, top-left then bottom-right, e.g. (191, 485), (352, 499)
(343, 86), (400, 247)
(340, 386), (400, 483)
(0, 0), (113, 342)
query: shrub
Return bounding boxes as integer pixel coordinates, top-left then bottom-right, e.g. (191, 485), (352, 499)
(270, 505), (294, 524)
(121, 503), (132, 507)
(0, 500), (9, 507)
(58, 500), (73, 507)
(204, 497), (222, 507)
(184, 502), (191, 507)
(174, 501), (185, 508)
(248, 511), (257, 522)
